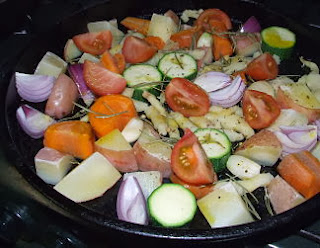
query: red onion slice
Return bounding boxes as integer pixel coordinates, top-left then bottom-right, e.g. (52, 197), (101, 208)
(15, 72), (55, 103)
(240, 16), (261, 33)
(312, 119), (320, 138)
(116, 176), (148, 225)
(274, 125), (317, 156)
(194, 71), (231, 92)
(16, 104), (56, 139)
(68, 64), (95, 106)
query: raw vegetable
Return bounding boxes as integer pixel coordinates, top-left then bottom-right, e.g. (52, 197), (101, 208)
(43, 120), (95, 159)
(95, 129), (138, 172)
(197, 181), (254, 228)
(100, 50), (122, 74)
(242, 90), (280, 129)
(197, 32), (213, 48)
(83, 60), (127, 96)
(63, 39), (83, 62)
(261, 26), (296, 60)
(120, 17), (150, 36)
(147, 183), (197, 227)
(247, 80), (275, 97)
(193, 71), (231, 92)
(165, 77), (210, 117)
(123, 64), (162, 102)
(195, 8), (232, 31)
(212, 34), (233, 61)
(170, 28), (199, 49)
(158, 52), (198, 80)
(116, 176), (148, 225)
(171, 129), (216, 185)
(54, 152), (121, 203)
(240, 16), (261, 33)
(194, 128), (231, 173)
(245, 53), (279, 80)
(277, 151), (320, 199)
(45, 74), (79, 119)
(121, 117), (144, 143)
(72, 31), (112, 55)
(144, 36), (165, 50)
(34, 147), (73, 185)
(237, 173), (274, 193)
(226, 155), (261, 180)
(16, 104), (55, 139)
(232, 33), (261, 57)
(147, 13), (178, 43)
(88, 95), (137, 138)
(34, 51), (67, 78)
(68, 63), (95, 106)
(15, 72), (55, 103)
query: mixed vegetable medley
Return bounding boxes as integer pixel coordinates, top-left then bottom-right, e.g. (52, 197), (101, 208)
(14, 8), (320, 228)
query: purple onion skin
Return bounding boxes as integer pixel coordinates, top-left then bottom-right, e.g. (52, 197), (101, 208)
(240, 16), (261, 33)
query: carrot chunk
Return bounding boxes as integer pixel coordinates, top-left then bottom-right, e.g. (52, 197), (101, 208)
(144, 36), (165, 50)
(212, 34), (233, 61)
(120, 17), (150, 36)
(101, 50), (120, 74)
(43, 121), (95, 159)
(277, 151), (320, 199)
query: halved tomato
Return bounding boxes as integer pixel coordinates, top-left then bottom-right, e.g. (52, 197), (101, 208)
(171, 129), (215, 185)
(170, 173), (215, 199)
(83, 60), (127, 96)
(72, 31), (112, 55)
(242, 89), (280, 129)
(195, 8), (232, 31)
(165, 78), (210, 117)
(245, 52), (279, 80)
(122, 36), (157, 64)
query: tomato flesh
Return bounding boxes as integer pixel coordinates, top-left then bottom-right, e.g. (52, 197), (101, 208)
(83, 60), (127, 96)
(245, 53), (279, 80)
(122, 36), (157, 64)
(171, 129), (215, 185)
(242, 90), (280, 129)
(165, 78), (210, 117)
(73, 31), (112, 55)
(195, 8), (232, 31)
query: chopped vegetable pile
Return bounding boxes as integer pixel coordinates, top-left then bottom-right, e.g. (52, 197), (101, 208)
(15, 7), (320, 229)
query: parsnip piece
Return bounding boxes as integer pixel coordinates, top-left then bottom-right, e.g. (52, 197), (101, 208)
(145, 106), (168, 136)
(166, 116), (180, 139)
(237, 173), (274, 193)
(148, 14), (178, 43)
(142, 91), (167, 116)
(35, 52), (67, 78)
(169, 112), (198, 132)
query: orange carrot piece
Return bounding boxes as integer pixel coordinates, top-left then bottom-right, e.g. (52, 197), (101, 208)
(113, 53), (126, 74)
(120, 17), (150, 36)
(277, 151), (320, 199)
(89, 95), (137, 138)
(43, 121), (95, 160)
(212, 34), (233, 61)
(101, 50), (120, 74)
(144, 36), (165, 50)
(170, 28), (199, 49)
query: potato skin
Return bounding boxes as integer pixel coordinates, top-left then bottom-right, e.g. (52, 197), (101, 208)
(45, 74), (79, 119)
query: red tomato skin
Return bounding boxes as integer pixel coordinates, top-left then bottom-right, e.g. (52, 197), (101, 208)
(171, 129), (216, 185)
(195, 8), (232, 31)
(73, 31), (112, 55)
(245, 53), (279, 80)
(165, 78), (210, 117)
(83, 60), (127, 96)
(122, 36), (157, 64)
(242, 89), (280, 129)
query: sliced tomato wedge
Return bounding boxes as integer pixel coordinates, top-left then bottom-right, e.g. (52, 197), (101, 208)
(165, 78), (210, 117)
(73, 31), (112, 55)
(83, 60), (127, 96)
(195, 8), (232, 31)
(171, 129), (215, 185)
(122, 36), (157, 64)
(245, 53), (279, 80)
(242, 89), (280, 129)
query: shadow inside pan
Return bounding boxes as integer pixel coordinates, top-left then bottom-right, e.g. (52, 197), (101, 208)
(4, 0), (320, 243)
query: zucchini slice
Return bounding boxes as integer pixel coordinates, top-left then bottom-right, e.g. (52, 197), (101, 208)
(195, 128), (231, 173)
(158, 52), (197, 80)
(261, 26), (296, 60)
(123, 64), (162, 102)
(147, 183), (197, 227)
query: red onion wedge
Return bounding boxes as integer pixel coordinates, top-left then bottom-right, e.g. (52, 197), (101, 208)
(274, 125), (317, 157)
(314, 119), (320, 138)
(240, 16), (261, 33)
(15, 72), (55, 103)
(194, 72), (231, 92)
(68, 64), (95, 106)
(16, 104), (55, 139)
(209, 76), (246, 108)
(116, 176), (148, 225)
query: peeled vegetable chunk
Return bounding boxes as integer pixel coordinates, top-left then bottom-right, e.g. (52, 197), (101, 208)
(54, 152), (121, 203)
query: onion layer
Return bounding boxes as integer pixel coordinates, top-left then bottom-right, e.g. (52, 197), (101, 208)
(194, 72), (231, 92)
(274, 125), (317, 157)
(16, 104), (55, 139)
(240, 16), (261, 33)
(15, 72), (55, 103)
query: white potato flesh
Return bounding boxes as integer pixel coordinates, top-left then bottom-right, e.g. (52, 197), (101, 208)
(121, 117), (144, 143)
(226, 155), (261, 179)
(54, 152), (121, 203)
(237, 173), (274, 194)
(148, 14), (178, 43)
(197, 182), (254, 228)
(96, 129), (132, 151)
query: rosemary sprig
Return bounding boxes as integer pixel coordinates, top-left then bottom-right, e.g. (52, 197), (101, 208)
(174, 52), (184, 69)
(73, 102), (128, 119)
(131, 81), (169, 89)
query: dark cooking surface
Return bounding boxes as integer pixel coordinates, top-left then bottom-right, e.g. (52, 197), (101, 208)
(1, 0), (320, 247)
